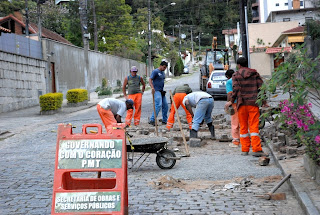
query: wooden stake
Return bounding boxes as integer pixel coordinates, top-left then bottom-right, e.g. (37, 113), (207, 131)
(152, 92), (159, 136)
(169, 90), (190, 157)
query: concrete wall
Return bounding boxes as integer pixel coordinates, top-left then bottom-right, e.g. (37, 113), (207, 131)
(0, 51), (46, 113)
(250, 52), (273, 77)
(43, 39), (147, 97)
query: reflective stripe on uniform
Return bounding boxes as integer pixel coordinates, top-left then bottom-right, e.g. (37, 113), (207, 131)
(250, 132), (260, 136)
(240, 133), (250, 138)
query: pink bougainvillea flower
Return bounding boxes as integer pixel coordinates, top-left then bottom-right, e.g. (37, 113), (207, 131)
(315, 136), (320, 144)
(287, 121), (293, 125)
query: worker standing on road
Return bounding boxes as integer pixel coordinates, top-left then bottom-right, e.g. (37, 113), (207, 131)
(97, 98), (134, 130)
(148, 61), (169, 126)
(224, 57), (268, 157)
(122, 66), (146, 126)
(225, 69), (240, 148)
(183, 91), (215, 138)
(166, 84), (193, 131)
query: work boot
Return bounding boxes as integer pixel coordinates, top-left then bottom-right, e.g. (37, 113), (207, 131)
(207, 122), (216, 139)
(190, 129), (198, 138)
(252, 151), (269, 157)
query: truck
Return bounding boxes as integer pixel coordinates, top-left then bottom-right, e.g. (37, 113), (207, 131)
(199, 37), (230, 91)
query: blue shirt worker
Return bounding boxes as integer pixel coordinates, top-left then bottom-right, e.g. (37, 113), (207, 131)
(148, 61), (169, 126)
(183, 91), (215, 138)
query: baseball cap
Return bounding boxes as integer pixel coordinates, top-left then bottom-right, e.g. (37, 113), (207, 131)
(130, 66), (138, 72)
(126, 99), (134, 106)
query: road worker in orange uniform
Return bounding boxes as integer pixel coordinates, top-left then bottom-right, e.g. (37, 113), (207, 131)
(225, 57), (269, 157)
(166, 84), (193, 131)
(122, 66), (146, 126)
(97, 98), (134, 130)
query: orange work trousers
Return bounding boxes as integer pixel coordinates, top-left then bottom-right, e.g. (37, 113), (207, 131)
(231, 103), (240, 145)
(125, 93), (142, 126)
(238, 105), (262, 152)
(97, 104), (117, 130)
(166, 93), (193, 130)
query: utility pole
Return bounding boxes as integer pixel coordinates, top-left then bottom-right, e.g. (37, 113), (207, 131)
(245, 6), (250, 67)
(37, 0), (42, 42)
(79, 0), (90, 100)
(178, 18), (182, 55)
(148, 0), (152, 77)
(25, 0), (29, 36)
(198, 32), (201, 52)
(239, 0), (248, 60)
(191, 27), (194, 64)
(91, 0), (98, 51)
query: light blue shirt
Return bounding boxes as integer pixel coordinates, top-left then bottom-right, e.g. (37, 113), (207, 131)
(226, 78), (233, 94)
(226, 78), (236, 103)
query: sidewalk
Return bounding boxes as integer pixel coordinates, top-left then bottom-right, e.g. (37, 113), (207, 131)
(0, 92), (123, 137)
(264, 90), (320, 215)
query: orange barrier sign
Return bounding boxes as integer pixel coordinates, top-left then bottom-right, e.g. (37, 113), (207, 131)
(51, 123), (128, 215)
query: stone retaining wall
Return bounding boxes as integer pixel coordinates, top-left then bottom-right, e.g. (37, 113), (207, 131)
(0, 51), (46, 113)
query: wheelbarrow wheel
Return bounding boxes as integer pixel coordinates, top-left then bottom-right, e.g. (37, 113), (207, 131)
(156, 149), (176, 169)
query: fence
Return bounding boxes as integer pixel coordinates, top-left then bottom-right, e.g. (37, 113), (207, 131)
(0, 33), (42, 59)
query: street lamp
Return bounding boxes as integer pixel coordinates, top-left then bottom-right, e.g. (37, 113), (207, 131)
(147, 1), (176, 76)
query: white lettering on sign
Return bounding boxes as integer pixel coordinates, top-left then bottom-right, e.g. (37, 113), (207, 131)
(58, 139), (122, 169)
(64, 140), (115, 149)
(55, 192), (121, 213)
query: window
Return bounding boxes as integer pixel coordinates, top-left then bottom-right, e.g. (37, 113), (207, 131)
(285, 2), (288, 6)
(283, 18), (291, 22)
(300, 1), (303, 6)
(276, 3), (279, 6)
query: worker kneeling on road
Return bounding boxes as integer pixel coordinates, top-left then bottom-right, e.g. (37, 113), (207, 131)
(166, 84), (193, 131)
(182, 91), (215, 138)
(97, 98), (134, 130)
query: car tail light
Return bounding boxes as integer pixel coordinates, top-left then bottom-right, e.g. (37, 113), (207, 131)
(208, 82), (212, 88)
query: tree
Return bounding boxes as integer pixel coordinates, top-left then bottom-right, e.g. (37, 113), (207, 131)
(29, 0), (67, 36)
(167, 47), (179, 76)
(61, 0), (83, 47)
(95, 0), (136, 54)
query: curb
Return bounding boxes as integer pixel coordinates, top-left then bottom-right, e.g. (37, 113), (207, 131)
(264, 137), (320, 215)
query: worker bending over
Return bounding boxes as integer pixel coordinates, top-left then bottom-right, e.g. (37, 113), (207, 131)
(97, 98), (134, 130)
(183, 91), (215, 139)
(166, 84), (193, 131)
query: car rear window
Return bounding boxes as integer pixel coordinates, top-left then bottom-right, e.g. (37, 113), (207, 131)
(212, 72), (225, 77)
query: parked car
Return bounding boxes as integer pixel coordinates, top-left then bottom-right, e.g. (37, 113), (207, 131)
(206, 70), (227, 98)
(183, 65), (189, 74)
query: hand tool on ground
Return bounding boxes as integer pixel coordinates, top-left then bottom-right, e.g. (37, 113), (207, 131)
(255, 174), (291, 200)
(152, 92), (159, 136)
(169, 90), (190, 157)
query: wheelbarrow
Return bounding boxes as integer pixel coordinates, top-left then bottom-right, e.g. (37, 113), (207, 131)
(126, 133), (179, 170)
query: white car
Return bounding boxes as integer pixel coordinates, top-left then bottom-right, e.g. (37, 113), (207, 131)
(206, 70), (227, 97)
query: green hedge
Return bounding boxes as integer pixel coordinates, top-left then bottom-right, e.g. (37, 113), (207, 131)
(66, 89), (88, 103)
(39, 93), (63, 111)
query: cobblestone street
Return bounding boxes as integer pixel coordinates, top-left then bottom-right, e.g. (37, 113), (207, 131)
(0, 72), (306, 214)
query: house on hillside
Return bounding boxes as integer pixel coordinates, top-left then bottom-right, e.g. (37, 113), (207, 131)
(247, 21), (300, 77)
(266, 7), (320, 25)
(273, 26), (306, 48)
(222, 28), (239, 49)
(0, 12), (71, 45)
(265, 26), (306, 69)
(252, 0), (316, 23)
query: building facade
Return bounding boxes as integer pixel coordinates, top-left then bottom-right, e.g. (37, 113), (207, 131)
(252, 0), (316, 23)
